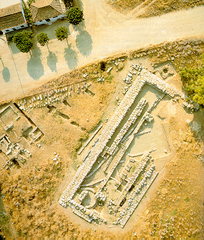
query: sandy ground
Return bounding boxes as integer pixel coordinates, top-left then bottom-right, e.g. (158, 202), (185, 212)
(0, 63), (203, 239)
(0, 0), (204, 101)
(0, 0), (19, 8)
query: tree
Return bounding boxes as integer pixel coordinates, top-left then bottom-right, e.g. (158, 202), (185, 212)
(36, 33), (49, 46)
(66, 7), (83, 25)
(13, 31), (34, 53)
(62, 0), (73, 8)
(180, 57), (204, 106)
(22, 0), (33, 24)
(55, 26), (68, 41)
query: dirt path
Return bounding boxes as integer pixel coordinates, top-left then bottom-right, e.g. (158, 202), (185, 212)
(0, 0), (204, 102)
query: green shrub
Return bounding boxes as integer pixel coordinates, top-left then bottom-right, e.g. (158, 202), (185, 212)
(22, 0), (33, 25)
(180, 56), (204, 106)
(55, 26), (68, 41)
(36, 32), (49, 46)
(66, 7), (83, 25)
(13, 30), (34, 53)
(63, 0), (73, 8)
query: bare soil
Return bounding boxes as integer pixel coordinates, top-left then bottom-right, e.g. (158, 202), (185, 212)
(1, 1), (204, 103)
(0, 51), (204, 239)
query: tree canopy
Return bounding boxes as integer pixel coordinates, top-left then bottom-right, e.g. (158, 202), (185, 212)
(13, 31), (34, 53)
(22, 0), (34, 24)
(62, 0), (73, 8)
(180, 56), (204, 106)
(66, 7), (83, 25)
(36, 32), (49, 46)
(55, 26), (68, 41)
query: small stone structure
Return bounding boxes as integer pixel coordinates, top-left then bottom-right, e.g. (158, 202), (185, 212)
(0, 134), (31, 169)
(0, 103), (43, 168)
(59, 67), (183, 227)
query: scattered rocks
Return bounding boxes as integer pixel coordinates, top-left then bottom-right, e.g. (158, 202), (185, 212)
(183, 101), (200, 112)
(97, 77), (105, 82)
(106, 67), (113, 73)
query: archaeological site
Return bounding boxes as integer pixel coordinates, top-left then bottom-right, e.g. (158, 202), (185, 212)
(0, 0), (203, 239)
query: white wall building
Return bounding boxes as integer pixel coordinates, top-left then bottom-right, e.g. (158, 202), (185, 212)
(0, 1), (28, 34)
(30, 0), (66, 26)
(0, 0), (67, 35)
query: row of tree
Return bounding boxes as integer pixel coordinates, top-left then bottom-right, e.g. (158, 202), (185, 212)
(12, 7), (83, 53)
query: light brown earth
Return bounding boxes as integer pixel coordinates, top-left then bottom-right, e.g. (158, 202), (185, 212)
(0, 0), (204, 102)
(0, 50), (204, 239)
(0, 0), (204, 239)
(107, 0), (204, 17)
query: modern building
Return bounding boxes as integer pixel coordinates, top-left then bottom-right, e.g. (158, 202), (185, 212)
(0, 0), (67, 34)
(30, 0), (66, 26)
(0, 2), (28, 34)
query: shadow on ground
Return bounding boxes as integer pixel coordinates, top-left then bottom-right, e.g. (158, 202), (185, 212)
(9, 42), (21, 54)
(64, 45), (78, 69)
(76, 30), (92, 56)
(27, 47), (44, 80)
(47, 51), (57, 72)
(2, 67), (10, 82)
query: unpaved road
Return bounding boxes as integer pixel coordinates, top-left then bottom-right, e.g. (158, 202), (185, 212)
(0, 0), (204, 102)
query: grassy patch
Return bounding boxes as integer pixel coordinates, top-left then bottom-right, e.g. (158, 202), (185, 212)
(108, 0), (144, 10)
(108, 0), (204, 16)
(139, 0), (204, 18)
(180, 55), (204, 105)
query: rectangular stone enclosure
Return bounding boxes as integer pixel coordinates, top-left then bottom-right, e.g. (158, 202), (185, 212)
(59, 66), (182, 228)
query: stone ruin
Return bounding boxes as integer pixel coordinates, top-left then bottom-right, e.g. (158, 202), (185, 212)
(17, 82), (92, 111)
(59, 66), (183, 228)
(0, 104), (43, 169)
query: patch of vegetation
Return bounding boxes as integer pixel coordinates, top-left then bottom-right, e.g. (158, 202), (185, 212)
(108, 0), (144, 10)
(0, 160), (65, 238)
(108, 0), (204, 16)
(66, 7), (84, 25)
(106, 74), (114, 82)
(180, 55), (204, 106)
(55, 26), (69, 41)
(139, 0), (204, 18)
(100, 61), (106, 71)
(0, 210), (10, 239)
(13, 30), (34, 53)
(22, 0), (34, 24)
(36, 32), (49, 46)
(63, 0), (73, 8)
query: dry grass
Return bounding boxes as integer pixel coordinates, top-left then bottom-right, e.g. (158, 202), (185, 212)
(0, 77), (117, 239)
(108, 0), (204, 16)
(140, 0), (204, 17)
(0, 38), (203, 239)
(135, 118), (204, 239)
(107, 0), (144, 10)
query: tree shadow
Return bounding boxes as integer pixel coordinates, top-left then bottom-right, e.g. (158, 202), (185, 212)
(27, 47), (44, 80)
(76, 30), (92, 56)
(189, 110), (204, 141)
(47, 51), (57, 72)
(2, 67), (10, 82)
(64, 45), (78, 70)
(73, 21), (86, 31)
(9, 42), (20, 54)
